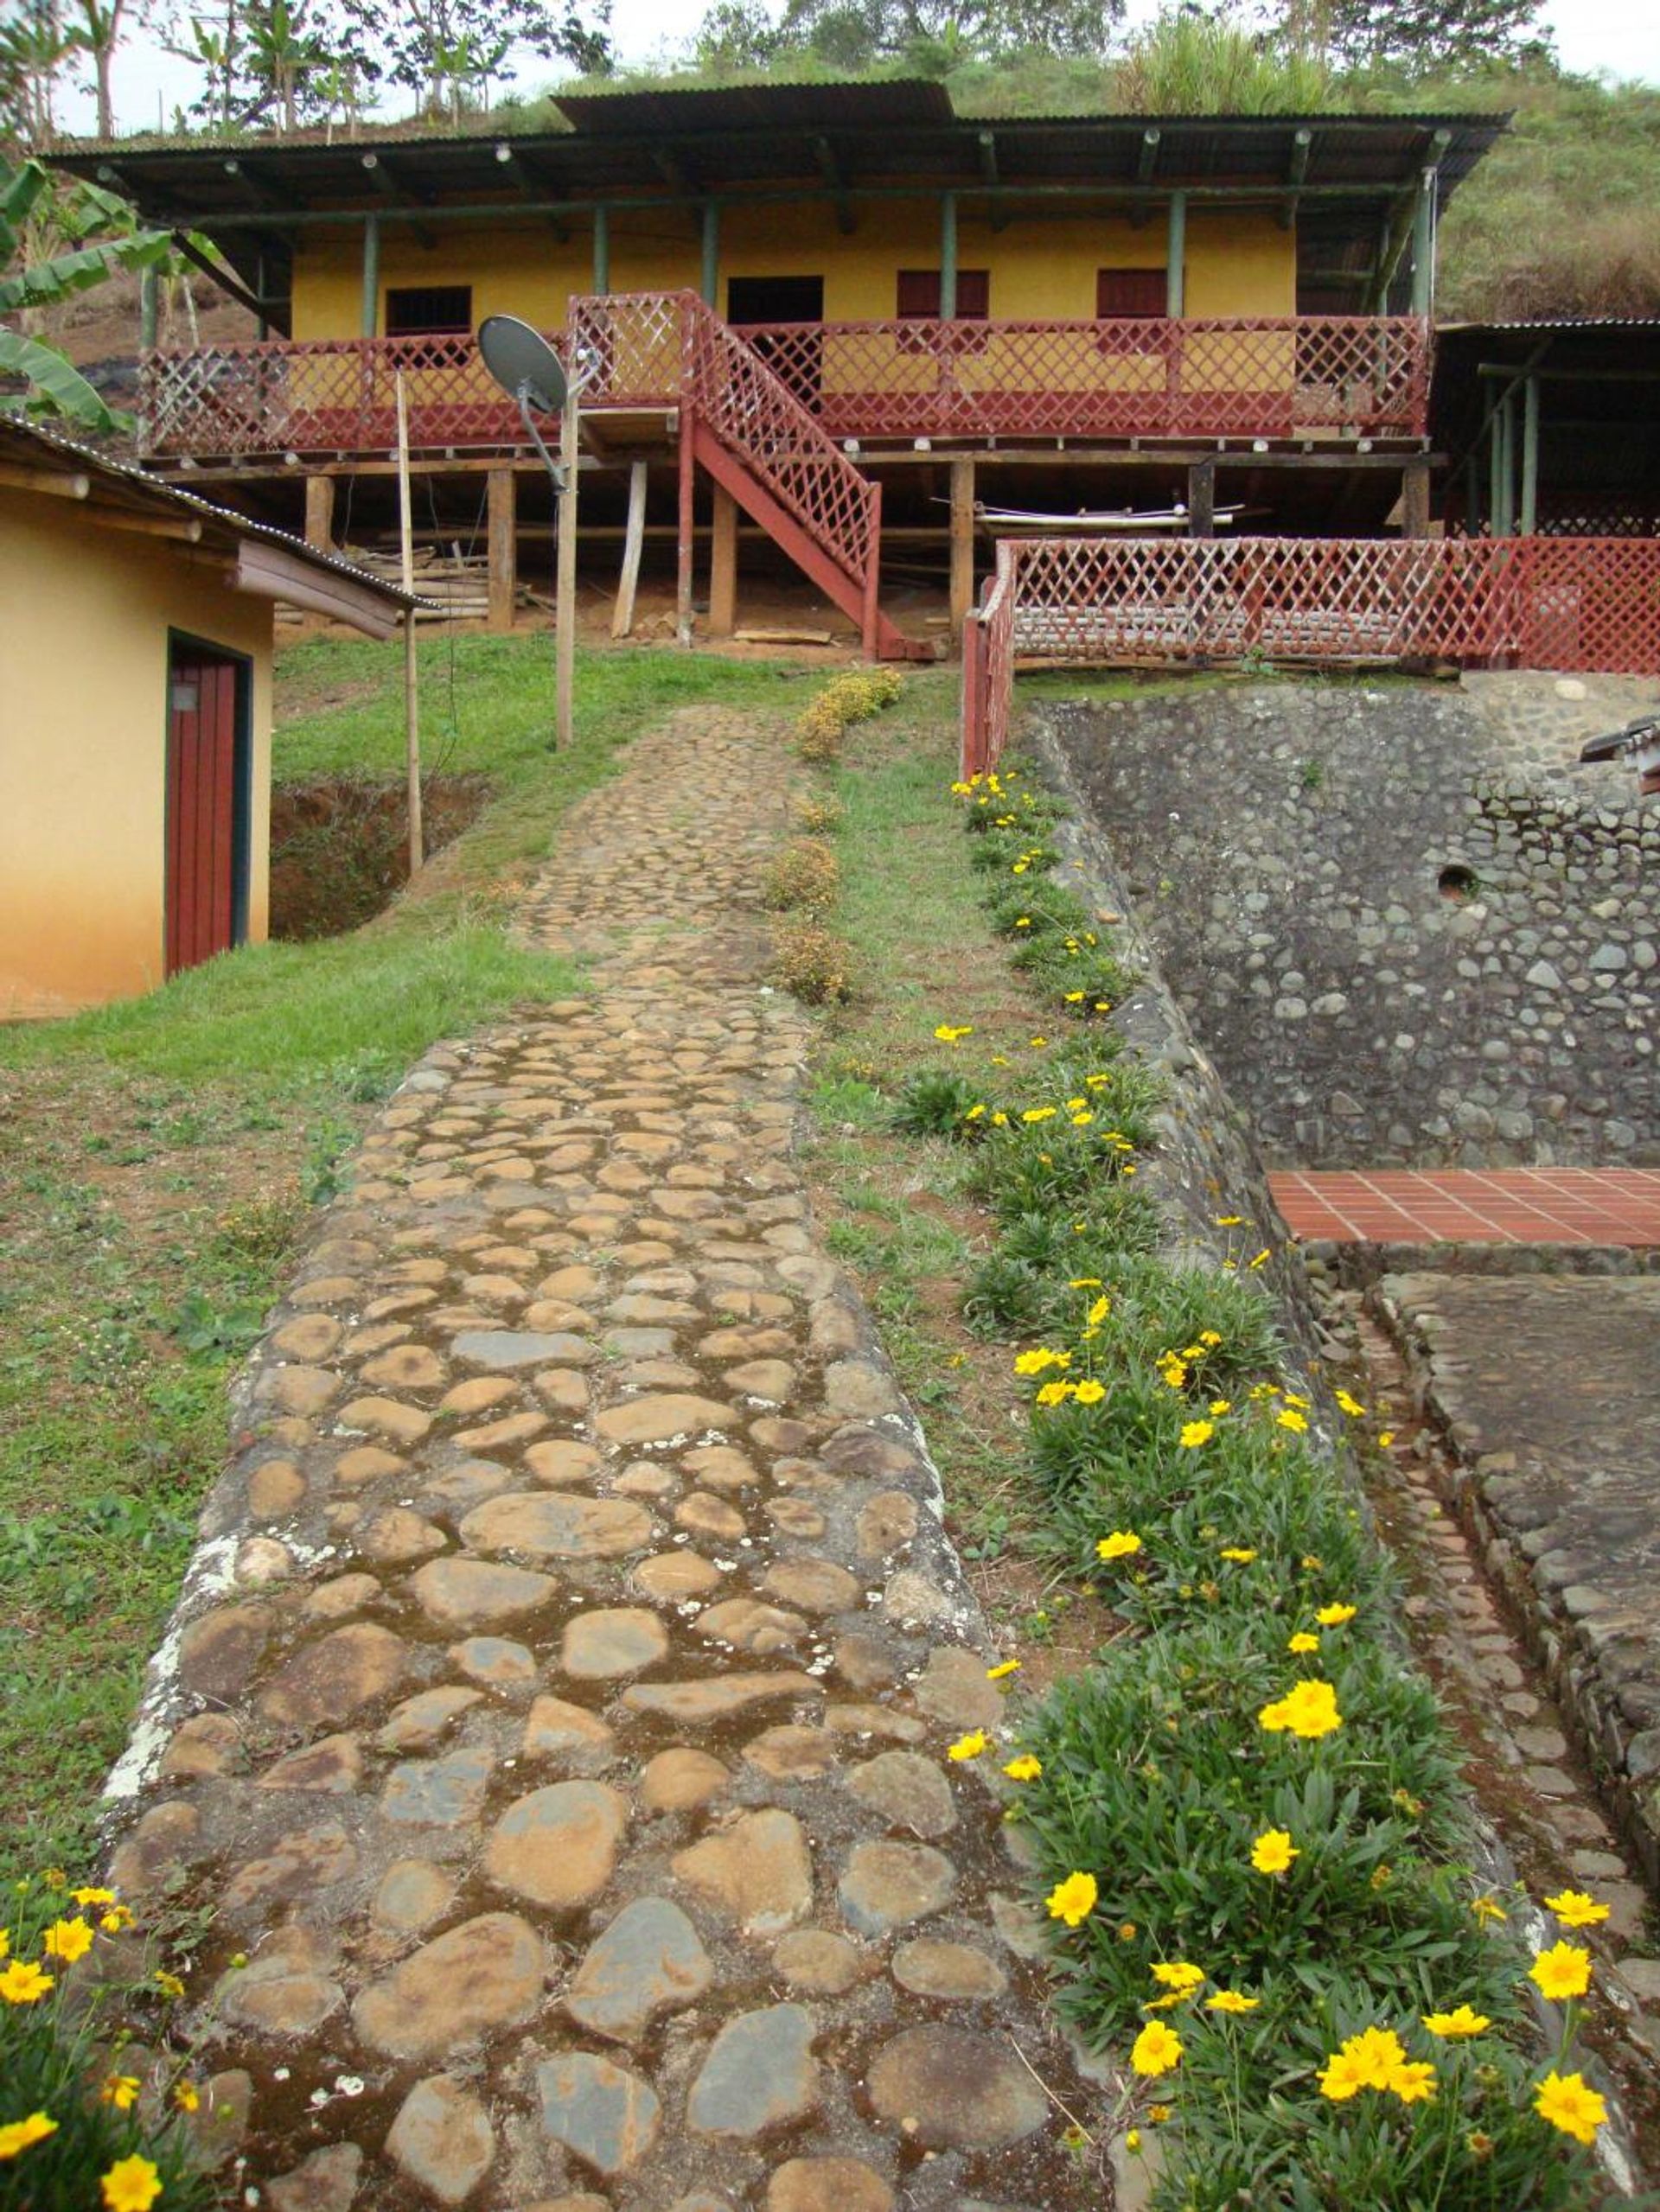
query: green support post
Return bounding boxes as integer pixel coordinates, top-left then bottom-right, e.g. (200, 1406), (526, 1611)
(361, 212), (380, 338)
(1410, 169), (1435, 316)
(700, 201), (720, 308)
(940, 189), (958, 319)
(1497, 388), (1516, 536)
(139, 266), (158, 349)
(593, 203), (610, 294)
(1520, 373), (1541, 535)
(1165, 189), (1186, 317)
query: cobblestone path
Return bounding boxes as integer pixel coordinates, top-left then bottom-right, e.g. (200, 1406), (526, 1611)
(111, 710), (1107, 2212)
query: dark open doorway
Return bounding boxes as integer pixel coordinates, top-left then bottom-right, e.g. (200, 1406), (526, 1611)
(725, 276), (825, 410)
(165, 634), (252, 979)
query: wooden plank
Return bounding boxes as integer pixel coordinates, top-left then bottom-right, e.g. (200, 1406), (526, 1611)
(611, 458), (647, 640)
(304, 472), (334, 552)
(556, 380), (579, 747)
(1188, 456), (1216, 539)
(1401, 456), (1432, 540)
(677, 404), (697, 647)
(948, 455), (975, 641)
(487, 466), (516, 634)
(708, 481), (737, 636)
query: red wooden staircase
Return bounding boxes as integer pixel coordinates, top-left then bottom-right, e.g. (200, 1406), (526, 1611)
(568, 290), (933, 661)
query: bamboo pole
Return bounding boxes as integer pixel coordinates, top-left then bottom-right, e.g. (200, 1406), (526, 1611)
(611, 458), (648, 639)
(394, 370), (424, 873)
(556, 378), (579, 747)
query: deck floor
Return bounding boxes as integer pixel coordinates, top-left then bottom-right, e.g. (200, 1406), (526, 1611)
(1269, 1168), (1660, 1246)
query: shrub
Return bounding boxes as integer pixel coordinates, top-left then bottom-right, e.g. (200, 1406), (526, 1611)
(793, 793), (843, 836)
(795, 666), (904, 761)
(891, 1068), (983, 1136)
(769, 921), (854, 1004)
(762, 838), (840, 912)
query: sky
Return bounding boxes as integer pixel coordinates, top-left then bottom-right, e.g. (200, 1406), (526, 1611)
(53, 0), (1660, 137)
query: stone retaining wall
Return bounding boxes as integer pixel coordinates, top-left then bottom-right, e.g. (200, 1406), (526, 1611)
(1047, 677), (1659, 1169)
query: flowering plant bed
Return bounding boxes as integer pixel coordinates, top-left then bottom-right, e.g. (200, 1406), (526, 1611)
(916, 762), (1614, 2209)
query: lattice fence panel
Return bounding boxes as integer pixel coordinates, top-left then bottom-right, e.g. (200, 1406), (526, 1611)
(734, 316), (1429, 443)
(138, 333), (552, 459)
(966, 535), (1660, 775)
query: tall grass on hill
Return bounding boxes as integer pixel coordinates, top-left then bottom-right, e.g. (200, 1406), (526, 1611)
(1113, 11), (1338, 113)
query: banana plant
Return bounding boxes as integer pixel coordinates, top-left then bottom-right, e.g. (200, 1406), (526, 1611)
(1, 157), (171, 433)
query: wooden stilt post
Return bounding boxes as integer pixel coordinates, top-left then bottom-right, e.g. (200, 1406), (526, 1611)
(709, 482), (737, 636)
(677, 405), (697, 648)
(556, 381), (578, 749)
(303, 472), (335, 553)
(948, 456), (975, 643)
(487, 466), (516, 634)
(394, 371), (424, 876)
(860, 481), (882, 661)
(1401, 456), (1432, 539)
(612, 458), (648, 640)
(1187, 456), (1216, 538)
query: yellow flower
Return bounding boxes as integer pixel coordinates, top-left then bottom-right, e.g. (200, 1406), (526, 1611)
(1198, 1330), (1223, 1348)
(42, 1917), (94, 1964)
(1179, 1420), (1214, 1449)
(1218, 1546), (1256, 1564)
(1315, 1603), (1357, 1627)
(1069, 1277), (1103, 1289)
(0, 1960), (54, 2005)
(1014, 1346), (1069, 1376)
(1470, 1895), (1509, 1925)
(1249, 1249), (1272, 1270)
(1004, 1755), (1043, 1782)
(1318, 2026), (1408, 2101)
(1095, 1530), (1142, 1562)
(1130, 2021), (1184, 2077)
(1334, 1389), (1367, 1418)
(99, 1906), (134, 1933)
(1258, 1679), (1343, 1739)
(0, 2112), (58, 2160)
(1422, 2005), (1491, 2039)
(1276, 1406), (1307, 1431)
(1206, 1991), (1260, 2014)
(1544, 1889), (1609, 1928)
(102, 2156), (163, 2212)
(1086, 1295), (1111, 1326)
(174, 2081), (201, 2113)
(1214, 1215), (1242, 1226)
(948, 1731), (989, 1762)
(1534, 2069), (1607, 2147)
(1390, 2061), (1438, 2106)
(1150, 1960), (1205, 1992)
(1287, 1631), (1320, 1654)
(1377, 1430), (1395, 1448)
(1021, 1106), (1057, 1124)
(1125, 2127), (1142, 2151)
(101, 2077), (141, 2112)
(72, 1887), (117, 1908)
(1035, 1380), (1074, 1407)
(933, 1023), (974, 1043)
(1046, 1871), (1098, 1927)
(986, 1659), (1020, 1681)
(1147, 2103), (1172, 2123)
(1074, 1380), (1106, 1406)
(1208, 1399), (1232, 1416)
(1250, 1828), (1299, 1875)
(1529, 1942), (1593, 2002)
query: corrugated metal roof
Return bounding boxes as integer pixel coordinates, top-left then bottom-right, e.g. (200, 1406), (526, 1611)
(0, 416), (429, 609)
(556, 77), (954, 135)
(1438, 316), (1660, 331)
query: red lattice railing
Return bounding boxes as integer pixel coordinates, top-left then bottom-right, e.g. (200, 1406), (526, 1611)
(732, 315), (1429, 443)
(962, 536), (1660, 776)
(137, 330), (541, 459)
(136, 311), (1430, 460)
(568, 290), (882, 613)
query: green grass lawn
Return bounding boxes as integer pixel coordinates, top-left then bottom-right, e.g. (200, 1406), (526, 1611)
(0, 631), (812, 1887)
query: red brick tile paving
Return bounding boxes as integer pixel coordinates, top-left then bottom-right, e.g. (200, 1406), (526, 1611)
(1269, 1169), (1660, 1246)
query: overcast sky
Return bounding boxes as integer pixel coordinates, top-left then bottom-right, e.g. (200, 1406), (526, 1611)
(55, 0), (1660, 138)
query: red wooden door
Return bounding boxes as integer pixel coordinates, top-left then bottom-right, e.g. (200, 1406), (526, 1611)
(165, 649), (241, 977)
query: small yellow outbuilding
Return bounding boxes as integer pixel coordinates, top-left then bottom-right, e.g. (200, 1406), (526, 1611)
(0, 418), (417, 1017)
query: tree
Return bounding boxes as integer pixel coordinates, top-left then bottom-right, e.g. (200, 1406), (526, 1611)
(1293, 0), (1554, 72)
(341, 0), (612, 122)
(0, 158), (170, 430)
(0, 1), (86, 151)
(693, 0), (787, 72)
(763, 0), (1122, 70)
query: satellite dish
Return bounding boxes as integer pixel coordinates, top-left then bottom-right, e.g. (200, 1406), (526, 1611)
(478, 314), (567, 415)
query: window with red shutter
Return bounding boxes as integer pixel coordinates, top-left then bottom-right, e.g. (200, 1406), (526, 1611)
(896, 269), (990, 319)
(1095, 268), (1166, 318)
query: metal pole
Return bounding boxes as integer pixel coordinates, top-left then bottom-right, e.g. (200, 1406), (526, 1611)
(361, 212), (380, 337)
(394, 370), (424, 873)
(1410, 169), (1435, 317)
(940, 189), (958, 321)
(700, 201), (720, 308)
(1520, 373), (1541, 536)
(592, 203), (610, 293)
(556, 380), (578, 747)
(1165, 190), (1186, 318)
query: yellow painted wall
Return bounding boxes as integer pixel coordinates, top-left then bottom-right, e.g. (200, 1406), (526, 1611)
(288, 194), (1296, 335)
(0, 488), (272, 1019)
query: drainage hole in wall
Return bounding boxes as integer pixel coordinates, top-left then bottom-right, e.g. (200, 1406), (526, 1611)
(1437, 863), (1479, 902)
